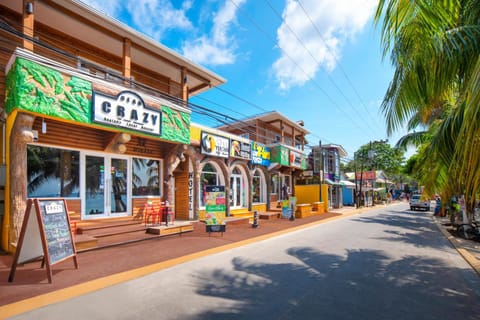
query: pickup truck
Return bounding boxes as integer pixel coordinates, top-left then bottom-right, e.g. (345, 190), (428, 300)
(409, 194), (431, 211)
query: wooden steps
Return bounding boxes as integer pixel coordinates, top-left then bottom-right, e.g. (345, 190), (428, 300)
(259, 212), (281, 220)
(72, 218), (194, 252)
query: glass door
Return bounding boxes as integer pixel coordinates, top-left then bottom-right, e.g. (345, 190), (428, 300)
(230, 174), (243, 208)
(83, 154), (129, 219)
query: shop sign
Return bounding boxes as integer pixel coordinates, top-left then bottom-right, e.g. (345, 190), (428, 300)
(251, 142), (271, 166)
(92, 90), (161, 135)
(188, 171), (194, 218)
(271, 145), (290, 166)
(289, 149), (307, 169)
(355, 171), (376, 180)
(205, 185), (226, 233)
(230, 139), (251, 160)
(200, 131), (230, 158)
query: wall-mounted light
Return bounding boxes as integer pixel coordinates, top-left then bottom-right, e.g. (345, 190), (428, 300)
(25, 2), (34, 15)
(42, 118), (47, 133)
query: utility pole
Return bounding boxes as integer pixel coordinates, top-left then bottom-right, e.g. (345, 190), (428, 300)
(319, 140), (323, 202)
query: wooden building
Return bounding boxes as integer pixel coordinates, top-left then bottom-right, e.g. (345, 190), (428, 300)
(216, 111), (310, 208)
(0, 0), (225, 252)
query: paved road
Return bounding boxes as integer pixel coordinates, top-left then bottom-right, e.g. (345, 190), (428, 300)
(10, 204), (480, 320)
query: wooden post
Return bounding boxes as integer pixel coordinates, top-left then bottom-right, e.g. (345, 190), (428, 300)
(9, 113), (34, 250)
(23, 0), (34, 51)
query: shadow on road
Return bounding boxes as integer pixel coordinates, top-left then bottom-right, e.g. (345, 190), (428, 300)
(188, 244), (480, 320)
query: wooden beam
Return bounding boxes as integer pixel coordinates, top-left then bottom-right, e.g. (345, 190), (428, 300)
(122, 38), (131, 79)
(23, 0), (34, 51)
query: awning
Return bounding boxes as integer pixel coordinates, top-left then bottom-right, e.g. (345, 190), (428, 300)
(340, 180), (356, 188)
(324, 178), (342, 186)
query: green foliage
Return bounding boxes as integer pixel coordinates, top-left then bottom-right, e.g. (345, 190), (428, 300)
(374, 0), (480, 213)
(354, 141), (405, 177)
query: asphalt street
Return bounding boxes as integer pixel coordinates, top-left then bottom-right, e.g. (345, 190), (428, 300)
(9, 203), (480, 320)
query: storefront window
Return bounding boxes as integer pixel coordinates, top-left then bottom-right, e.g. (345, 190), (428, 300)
(200, 163), (219, 207)
(271, 173), (279, 195)
(27, 145), (80, 198)
(252, 170), (263, 203)
(132, 158), (162, 196)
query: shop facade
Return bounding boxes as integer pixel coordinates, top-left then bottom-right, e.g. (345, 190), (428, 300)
(190, 125), (271, 219)
(0, 0), (225, 252)
(216, 111), (309, 209)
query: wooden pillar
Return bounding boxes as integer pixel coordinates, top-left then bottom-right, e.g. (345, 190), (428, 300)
(122, 38), (131, 80)
(23, 0), (34, 51)
(9, 113), (35, 249)
(181, 67), (188, 102)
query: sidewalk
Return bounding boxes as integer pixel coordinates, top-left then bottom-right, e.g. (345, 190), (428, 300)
(0, 202), (479, 318)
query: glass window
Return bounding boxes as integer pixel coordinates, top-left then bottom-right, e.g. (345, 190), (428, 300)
(27, 145), (80, 198)
(132, 157), (162, 196)
(271, 173), (279, 194)
(252, 170), (263, 203)
(200, 163), (219, 207)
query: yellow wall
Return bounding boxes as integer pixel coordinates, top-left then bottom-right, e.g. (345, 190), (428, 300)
(252, 203), (267, 213)
(295, 184), (329, 210)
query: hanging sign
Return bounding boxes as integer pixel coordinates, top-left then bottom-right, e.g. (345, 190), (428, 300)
(251, 142), (271, 166)
(200, 131), (230, 158)
(230, 139), (251, 160)
(205, 186), (226, 233)
(92, 90), (161, 135)
(9, 198), (78, 283)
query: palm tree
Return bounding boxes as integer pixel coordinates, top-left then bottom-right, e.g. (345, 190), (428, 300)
(374, 0), (480, 216)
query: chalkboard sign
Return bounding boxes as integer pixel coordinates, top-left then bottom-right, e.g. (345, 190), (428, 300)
(9, 198), (78, 283)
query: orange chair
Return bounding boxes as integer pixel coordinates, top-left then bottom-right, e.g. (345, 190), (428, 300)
(144, 202), (161, 226)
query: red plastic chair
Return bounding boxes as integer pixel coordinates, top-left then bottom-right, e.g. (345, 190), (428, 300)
(144, 202), (161, 226)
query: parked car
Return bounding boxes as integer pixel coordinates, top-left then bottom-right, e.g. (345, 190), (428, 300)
(409, 194), (431, 211)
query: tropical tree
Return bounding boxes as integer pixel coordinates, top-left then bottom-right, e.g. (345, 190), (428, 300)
(374, 0), (480, 216)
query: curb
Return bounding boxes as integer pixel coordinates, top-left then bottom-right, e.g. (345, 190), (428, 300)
(433, 217), (480, 277)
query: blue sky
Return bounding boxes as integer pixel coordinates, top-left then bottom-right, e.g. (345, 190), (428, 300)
(80, 0), (411, 160)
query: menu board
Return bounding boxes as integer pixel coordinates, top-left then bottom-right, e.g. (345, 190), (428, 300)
(38, 199), (75, 264)
(9, 198), (78, 283)
(205, 186), (226, 233)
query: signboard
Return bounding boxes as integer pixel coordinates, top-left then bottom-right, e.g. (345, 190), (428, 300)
(271, 145), (290, 166)
(251, 142), (271, 166)
(289, 149), (307, 169)
(200, 131), (230, 158)
(355, 171), (376, 180)
(92, 90), (161, 135)
(9, 198), (78, 283)
(205, 186), (226, 233)
(230, 139), (251, 160)
(281, 197), (296, 219)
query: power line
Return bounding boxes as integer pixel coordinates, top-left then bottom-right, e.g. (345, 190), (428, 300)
(296, 0), (384, 133)
(228, 0), (379, 139)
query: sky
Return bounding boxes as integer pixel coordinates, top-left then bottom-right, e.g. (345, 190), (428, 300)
(79, 0), (412, 161)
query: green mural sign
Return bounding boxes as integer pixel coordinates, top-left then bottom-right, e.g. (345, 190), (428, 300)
(5, 57), (190, 143)
(271, 145), (290, 166)
(6, 58), (91, 122)
(161, 105), (190, 144)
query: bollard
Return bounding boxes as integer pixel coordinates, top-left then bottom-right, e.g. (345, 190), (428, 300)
(252, 210), (259, 228)
(289, 203), (295, 221)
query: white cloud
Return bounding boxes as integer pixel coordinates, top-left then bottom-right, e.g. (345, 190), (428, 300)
(79, 0), (193, 41)
(273, 0), (377, 90)
(125, 0), (193, 40)
(181, 0), (247, 66)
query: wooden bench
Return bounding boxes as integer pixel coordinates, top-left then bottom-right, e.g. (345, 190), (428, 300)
(312, 202), (325, 213)
(295, 204), (313, 218)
